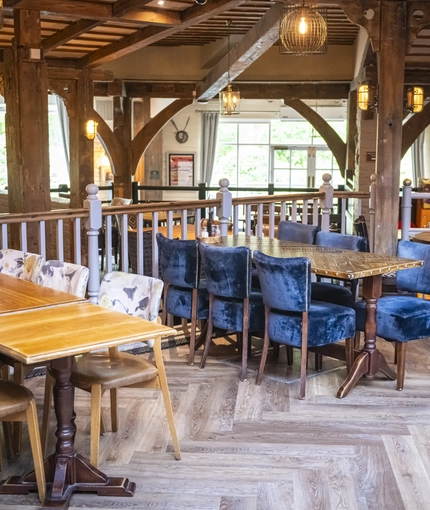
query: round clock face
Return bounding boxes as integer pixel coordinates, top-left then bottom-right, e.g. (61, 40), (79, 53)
(175, 130), (189, 143)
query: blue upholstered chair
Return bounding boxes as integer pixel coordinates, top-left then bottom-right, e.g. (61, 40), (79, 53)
(253, 250), (356, 399)
(199, 242), (264, 381)
(277, 220), (320, 244)
(311, 231), (368, 308)
(157, 233), (209, 365)
(354, 240), (430, 390)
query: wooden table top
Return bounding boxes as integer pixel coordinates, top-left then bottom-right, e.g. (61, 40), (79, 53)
(0, 273), (86, 315)
(0, 301), (176, 365)
(143, 224), (197, 240)
(411, 231), (430, 244)
(205, 234), (423, 280)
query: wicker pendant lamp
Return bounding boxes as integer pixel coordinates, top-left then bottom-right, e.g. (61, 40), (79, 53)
(279, 2), (327, 55)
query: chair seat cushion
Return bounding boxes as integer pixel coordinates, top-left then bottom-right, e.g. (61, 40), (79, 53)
(354, 296), (430, 343)
(166, 281), (209, 320)
(268, 301), (355, 347)
(311, 282), (354, 308)
(0, 380), (34, 418)
(212, 291), (265, 333)
(71, 352), (158, 390)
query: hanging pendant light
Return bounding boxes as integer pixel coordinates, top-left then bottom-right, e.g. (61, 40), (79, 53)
(219, 21), (240, 116)
(279, 2), (327, 56)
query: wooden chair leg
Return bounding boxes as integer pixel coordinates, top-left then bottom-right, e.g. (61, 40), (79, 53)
(2, 422), (14, 459)
(110, 388), (119, 432)
(314, 353), (323, 371)
(90, 384), (102, 468)
(256, 306), (270, 385)
(240, 298), (249, 381)
(354, 330), (361, 350)
(396, 342), (407, 391)
(41, 370), (55, 455)
(153, 337), (181, 460)
(299, 312), (309, 400)
(286, 346), (294, 366)
(12, 362), (25, 455)
(200, 295), (214, 369)
(345, 337), (354, 374)
(188, 289), (198, 366)
(25, 400), (46, 503)
(161, 286), (168, 325)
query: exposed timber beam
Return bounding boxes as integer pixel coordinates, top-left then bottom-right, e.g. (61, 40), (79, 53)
(48, 66), (113, 82)
(113, 0), (154, 18)
(79, 0), (248, 68)
(197, 2), (282, 101)
(42, 20), (102, 52)
(402, 101), (430, 158)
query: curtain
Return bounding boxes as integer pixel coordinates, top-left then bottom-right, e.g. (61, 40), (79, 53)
(55, 94), (70, 176)
(412, 131), (425, 187)
(200, 111), (219, 187)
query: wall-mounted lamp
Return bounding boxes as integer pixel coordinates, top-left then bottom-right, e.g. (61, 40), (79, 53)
(406, 86), (424, 113)
(357, 83), (377, 111)
(85, 119), (98, 140)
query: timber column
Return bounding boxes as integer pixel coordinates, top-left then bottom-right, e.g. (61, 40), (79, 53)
(4, 9), (50, 250)
(375, 0), (407, 254)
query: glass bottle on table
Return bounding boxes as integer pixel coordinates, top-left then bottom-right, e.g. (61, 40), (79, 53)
(207, 212), (214, 237)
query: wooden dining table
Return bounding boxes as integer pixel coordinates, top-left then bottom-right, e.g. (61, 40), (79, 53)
(206, 234), (423, 397)
(0, 299), (175, 509)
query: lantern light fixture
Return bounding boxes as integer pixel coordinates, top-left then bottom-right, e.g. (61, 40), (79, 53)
(219, 21), (240, 116)
(406, 86), (424, 113)
(85, 119), (98, 140)
(357, 83), (377, 112)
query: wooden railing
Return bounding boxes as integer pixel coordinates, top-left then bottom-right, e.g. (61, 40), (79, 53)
(0, 174), (372, 303)
(401, 178), (430, 240)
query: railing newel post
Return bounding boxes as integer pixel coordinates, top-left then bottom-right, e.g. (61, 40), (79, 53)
(369, 174), (377, 250)
(216, 179), (232, 236)
(319, 173), (333, 232)
(401, 178), (412, 242)
(84, 184), (102, 304)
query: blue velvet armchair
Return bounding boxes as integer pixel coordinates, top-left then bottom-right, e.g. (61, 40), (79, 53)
(198, 242), (264, 381)
(311, 231), (368, 308)
(354, 240), (430, 390)
(277, 220), (320, 244)
(157, 233), (209, 365)
(253, 250), (356, 399)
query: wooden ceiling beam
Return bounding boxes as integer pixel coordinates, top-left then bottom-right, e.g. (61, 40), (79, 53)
(197, 2), (282, 101)
(42, 19), (102, 51)
(113, 0), (154, 18)
(80, 0), (248, 68)
(5, 0), (112, 19)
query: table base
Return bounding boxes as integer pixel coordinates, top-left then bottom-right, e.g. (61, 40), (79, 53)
(337, 349), (397, 398)
(0, 453), (135, 509)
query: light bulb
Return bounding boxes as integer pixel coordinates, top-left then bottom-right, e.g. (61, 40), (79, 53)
(299, 17), (307, 35)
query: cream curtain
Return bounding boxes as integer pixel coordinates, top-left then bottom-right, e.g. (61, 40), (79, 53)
(200, 111), (219, 187)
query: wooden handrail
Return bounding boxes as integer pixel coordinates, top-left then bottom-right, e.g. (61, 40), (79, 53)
(0, 208), (88, 224)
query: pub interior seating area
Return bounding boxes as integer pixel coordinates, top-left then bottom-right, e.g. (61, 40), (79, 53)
(2, 1), (430, 509)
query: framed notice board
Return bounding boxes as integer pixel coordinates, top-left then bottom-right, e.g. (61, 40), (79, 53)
(168, 153), (195, 186)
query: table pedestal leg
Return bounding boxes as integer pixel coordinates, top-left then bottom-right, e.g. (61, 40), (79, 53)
(337, 274), (397, 398)
(0, 356), (135, 509)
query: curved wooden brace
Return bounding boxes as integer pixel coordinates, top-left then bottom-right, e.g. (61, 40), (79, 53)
(91, 109), (128, 177)
(402, 102), (430, 158)
(131, 98), (193, 173)
(284, 99), (347, 176)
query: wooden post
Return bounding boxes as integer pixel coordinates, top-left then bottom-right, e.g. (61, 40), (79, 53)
(216, 178), (232, 236)
(369, 173), (377, 252)
(84, 184), (102, 304)
(113, 96), (133, 199)
(319, 173), (333, 232)
(4, 10), (50, 251)
(374, 0), (407, 255)
(401, 178), (412, 241)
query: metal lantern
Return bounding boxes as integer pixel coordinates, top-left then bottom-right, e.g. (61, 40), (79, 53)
(219, 21), (240, 116)
(279, 3), (327, 56)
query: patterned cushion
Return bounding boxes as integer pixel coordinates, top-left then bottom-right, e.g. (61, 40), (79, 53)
(0, 249), (44, 283)
(98, 271), (163, 323)
(38, 260), (89, 297)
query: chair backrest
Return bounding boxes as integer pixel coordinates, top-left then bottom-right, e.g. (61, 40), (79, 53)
(353, 216), (369, 250)
(396, 240), (430, 294)
(254, 250), (311, 312)
(199, 242), (252, 299)
(38, 261), (89, 297)
(315, 231), (368, 252)
(157, 233), (201, 289)
(277, 220), (320, 244)
(0, 249), (44, 283)
(98, 271), (163, 322)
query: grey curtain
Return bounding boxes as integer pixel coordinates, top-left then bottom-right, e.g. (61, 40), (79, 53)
(55, 94), (70, 176)
(412, 131), (425, 186)
(200, 111), (219, 186)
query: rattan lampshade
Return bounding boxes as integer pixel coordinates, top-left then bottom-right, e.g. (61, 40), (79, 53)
(279, 4), (327, 56)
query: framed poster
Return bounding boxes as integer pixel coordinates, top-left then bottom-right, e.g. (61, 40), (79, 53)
(169, 153), (195, 186)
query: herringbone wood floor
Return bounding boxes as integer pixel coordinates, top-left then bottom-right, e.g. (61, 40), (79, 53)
(1, 334), (430, 509)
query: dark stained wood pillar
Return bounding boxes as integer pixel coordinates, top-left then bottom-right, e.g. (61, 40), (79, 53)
(68, 72), (94, 209)
(4, 9), (50, 250)
(112, 95), (132, 198)
(374, 0), (407, 255)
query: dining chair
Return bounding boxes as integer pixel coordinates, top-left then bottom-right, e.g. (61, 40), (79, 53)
(0, 380), (46, 502)
(311, 231), (368, 307)
(277, 220), (320, 244)
(43, 271), (181, 468)
(253, 250), (356, 399)
(354, 240), (430, 390)
(0, 248), (44, 283)
(157, 233), (209, 365)
(199, 242), (265, 381)
(37, 260), (90, 297)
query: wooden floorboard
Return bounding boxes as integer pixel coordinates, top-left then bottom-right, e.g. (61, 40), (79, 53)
(1, 335), (430, 509)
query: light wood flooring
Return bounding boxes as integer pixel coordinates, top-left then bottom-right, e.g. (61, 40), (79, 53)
(1, 334), (430, 509)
